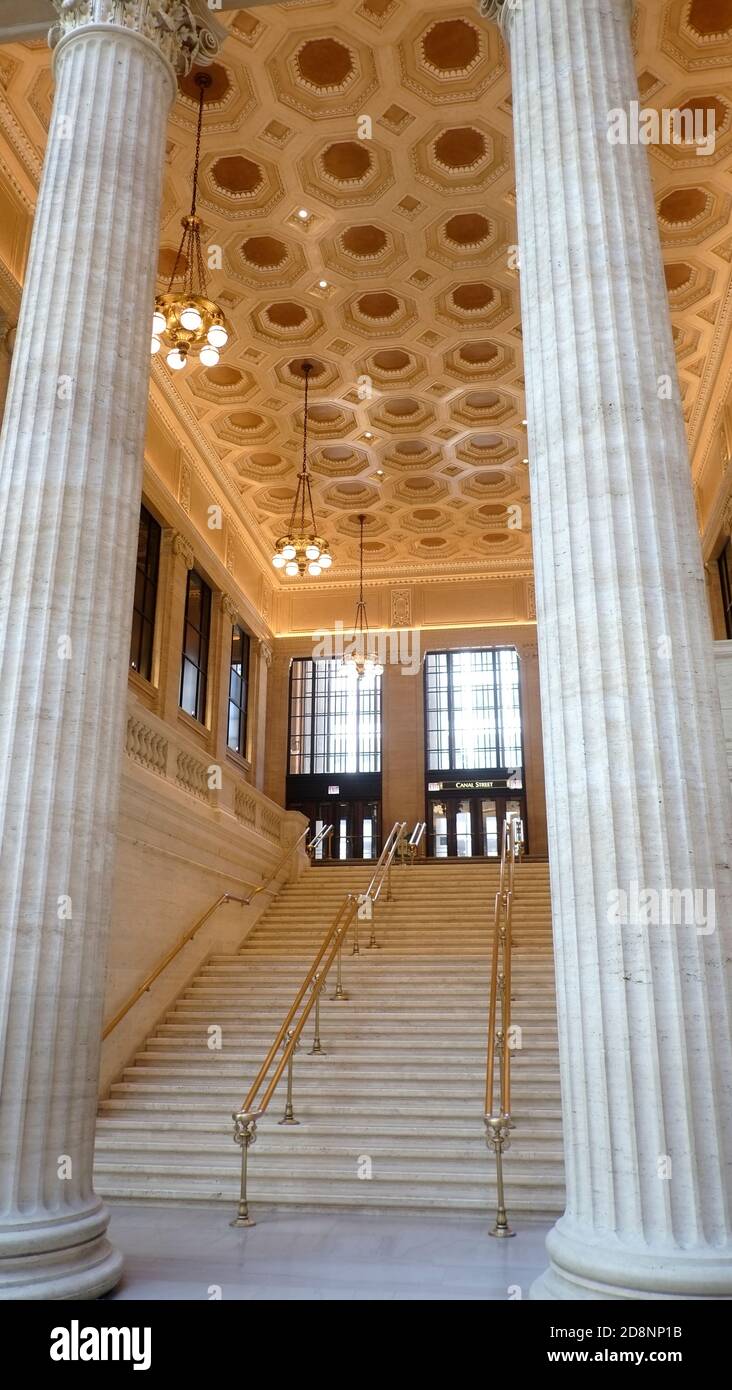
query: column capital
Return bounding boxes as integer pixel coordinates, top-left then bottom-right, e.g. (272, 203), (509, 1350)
(258, 640), (273, 668)
(171, 531), (194, 571)
(49, 0), (224, 75)
(478, 0), (634, 41)
(478, 0), (513, 39)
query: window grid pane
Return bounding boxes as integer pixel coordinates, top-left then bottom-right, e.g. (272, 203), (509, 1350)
(288, 659), (382, 774)
(227, 625), (250, 756)
(129, 505), (160, 681)
(179, 569), (211, 724)
(424, 648), (523, 773)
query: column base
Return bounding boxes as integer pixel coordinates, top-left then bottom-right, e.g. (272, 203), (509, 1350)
(0, 1201), (123, 1300)
(530, 1220), (732, 1301)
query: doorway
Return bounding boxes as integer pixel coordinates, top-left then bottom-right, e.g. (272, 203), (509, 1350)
(428, 793), (525, 858)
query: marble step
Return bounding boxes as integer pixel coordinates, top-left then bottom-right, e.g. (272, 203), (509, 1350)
(95, 1112), (563, 1137)
(99, 1093), (561, 1120)
(93, 1166), (565, 1213)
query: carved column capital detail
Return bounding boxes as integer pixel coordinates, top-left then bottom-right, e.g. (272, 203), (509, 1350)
(221, 594), (238, 624)
(478, 0), (633, 41)
(171, 531), (194, 571)
(50, 1), (223, 75)
(478, 0), (515, 39)
(258, 641), (273, 668)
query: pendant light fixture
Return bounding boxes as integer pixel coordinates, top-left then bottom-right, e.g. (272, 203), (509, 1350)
(272, 361), (333, 577)
(151, 72), (228, 371)
(344, 513), (383, 679)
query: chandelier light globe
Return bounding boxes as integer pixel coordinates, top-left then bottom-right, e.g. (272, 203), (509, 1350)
(305, 542), (320, 561)
(319, 551), (332, 569)
(308, 562), (322, 576)
(207, 324), (228, 349)
(180, 305), (203, 331)
(272, 552), (287, 569)
(285, 560), (299, 577)
(151, 74), (228, 375)
(281, 543), (297, 561)
(151, 336), (161, 355)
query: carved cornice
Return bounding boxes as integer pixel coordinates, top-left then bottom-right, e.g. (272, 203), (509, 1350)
(49, 1), (224, 75)
(171, 531), (194, 571)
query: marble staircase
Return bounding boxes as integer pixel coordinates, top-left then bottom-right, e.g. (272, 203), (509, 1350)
(95, 859), (564, 1216)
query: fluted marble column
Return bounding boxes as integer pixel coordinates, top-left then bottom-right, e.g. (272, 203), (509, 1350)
(0, 2), (220, 1298)
(482, 0), (732, 1298)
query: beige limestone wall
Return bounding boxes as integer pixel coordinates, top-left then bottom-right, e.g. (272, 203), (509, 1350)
(716, 640), (732, 787)
(265, 623), (548, 857)
(100, 452), (297, 1096)
(102, 696), (308, 1096)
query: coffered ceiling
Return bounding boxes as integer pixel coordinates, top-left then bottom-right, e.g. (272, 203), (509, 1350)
(0, 0), (731, 598)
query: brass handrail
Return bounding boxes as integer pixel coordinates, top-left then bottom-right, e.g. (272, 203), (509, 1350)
(103, 825), (332, 1039)
(484, 814), (523, 1237)
(230, 821), (406, 1226)
(354, 819), (407, 949)
(102, 892), (249, 1039)
(397, 821), (426, 863)
(231, 892), (360, 1226)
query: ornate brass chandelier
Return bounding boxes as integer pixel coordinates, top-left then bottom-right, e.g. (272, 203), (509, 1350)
(272, 362), (333, 577)
(344, 513), (383, 679)
(151, 72), (228, 371)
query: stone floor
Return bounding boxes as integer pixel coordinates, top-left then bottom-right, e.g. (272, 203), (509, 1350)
(103, 1203), (551, 1301)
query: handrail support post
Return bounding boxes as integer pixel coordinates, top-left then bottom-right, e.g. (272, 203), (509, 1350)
(308, 975), (326, 1054)
(231, 1113), (257, 1228)
(331, 936), (349, 1001)
(278, 1032), (300, 1125)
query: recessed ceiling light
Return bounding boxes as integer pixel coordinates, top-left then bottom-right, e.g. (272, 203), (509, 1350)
(297, 208), (309, 221)
(522, 457), (529, 464)
(522, 418), (528, 426)
(364, 431), (373, 439)
(318, 279), (328, 289)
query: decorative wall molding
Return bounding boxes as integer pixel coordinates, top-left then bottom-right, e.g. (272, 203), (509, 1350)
(221, 593), (237, 623)
(177, 456), (191, 514)
(171, 531), (194, 571)
(175, 749), (210, 801)
(126, 715), (168, 777)
(260, 807), (282, 844)
(234, 786), (256, 827)
(390, 588), (412, 627)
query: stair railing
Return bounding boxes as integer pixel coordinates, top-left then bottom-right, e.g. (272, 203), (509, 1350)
(353, 820), (407, 951)
(103, 824), (332, 1039)
(484, 813), (524, 1237)
(230, 821), (406, 1227)
(397, 820), (426, 865)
